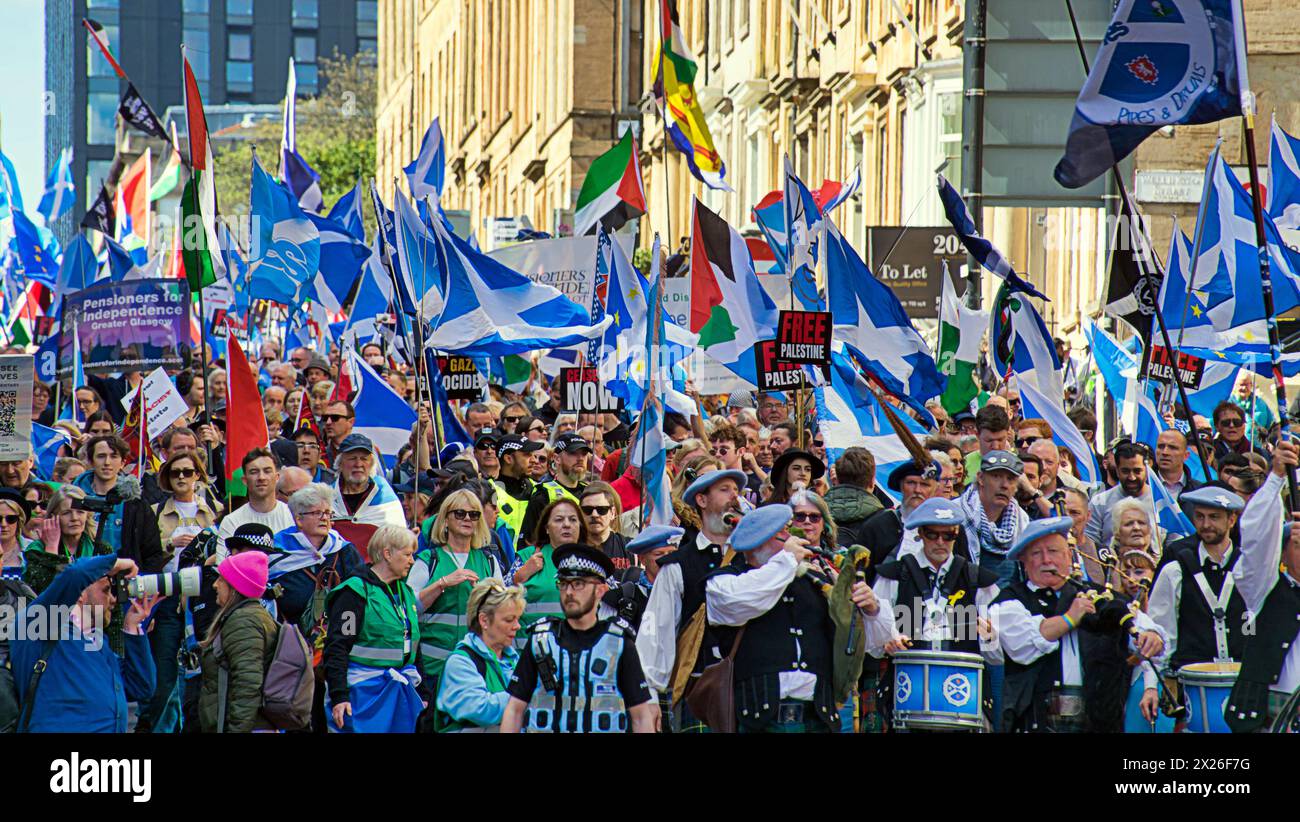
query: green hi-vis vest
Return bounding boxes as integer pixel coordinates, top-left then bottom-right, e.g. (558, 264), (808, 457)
(493, 479), (531, 543)
(436, 644), (509, 733)
(413, 545), (498, 678)
(330, 574), (420, 669)
(515, 544), (562, 638)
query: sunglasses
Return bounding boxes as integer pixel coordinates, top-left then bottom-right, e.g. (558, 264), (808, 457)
(1218, 418), (1244, 427)
(170, 468), (197, 479)
(320, 414), (352, 423)
(0, 515), (20, 524)
(504, 415), (525, 424)
(580, 505), (612, 516)
(1016, 437), (1038, 448)
(919, 529), (958, 542)
(449, 509), (482, 521)
(792, 511), (823, 524)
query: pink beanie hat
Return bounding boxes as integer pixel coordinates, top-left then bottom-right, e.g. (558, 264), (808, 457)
(219, 551), (269, 599)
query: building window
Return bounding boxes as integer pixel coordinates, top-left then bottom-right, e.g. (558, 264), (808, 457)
(293, 0), (319, 25)
(226, 0), (253, 21)
(298, 62), (318, 91)
(294, 35), (316, 64)
(87, 92), (117, 145)
(183, 0), (209, 12)
(228, 31), (251, 61)
(358, 37), (377, 56)
(87, 0), (119, 8)
(227, 61), (253, 93)
(356, 0), (377, 36)
(938, 90), (961, 186)
(86, 160), (113, 208)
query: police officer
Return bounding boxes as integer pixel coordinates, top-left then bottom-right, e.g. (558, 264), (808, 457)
(492, 434), (543, 546)
(520, 431), (592, 544)
(600, 525), (683, 633)
(990, 517), (1166, 733)
(500, 544), (658, 733)
(1149, 486), (1248, 671)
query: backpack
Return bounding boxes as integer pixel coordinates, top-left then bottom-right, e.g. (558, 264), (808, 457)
(215, 602), (315, 732)
(0, 578), (35, 734)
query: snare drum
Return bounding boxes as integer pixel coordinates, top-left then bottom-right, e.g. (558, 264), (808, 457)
(891, 650), (984, 732)
(1178, 662), (1240, 734)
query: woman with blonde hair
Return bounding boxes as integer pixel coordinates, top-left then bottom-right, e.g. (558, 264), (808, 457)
(408, 488), (504, 708)
(434, 579), (525, 732)
(0, 488), (34, 580)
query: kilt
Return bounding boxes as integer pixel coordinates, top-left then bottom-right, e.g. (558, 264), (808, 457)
(738, 701), (833, 734)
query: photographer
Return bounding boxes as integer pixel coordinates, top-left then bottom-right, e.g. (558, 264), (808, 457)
(11, 553), (161, 732)
(71, 434), (165, 575)
(140, 452), (222, 733)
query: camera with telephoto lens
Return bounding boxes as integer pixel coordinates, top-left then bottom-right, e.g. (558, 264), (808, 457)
(71, 495), (118, 515)
(177, 527), (220, 569)
(110, 566), (203, 601)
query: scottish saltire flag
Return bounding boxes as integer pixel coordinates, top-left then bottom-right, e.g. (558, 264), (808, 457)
(392, 187), (445, 321)
(689, 198), (778, 387)
(349, 350), (417, 469)
(1147, 467), (1195, 536)
(1084, 319), (1139, 407)
(339, 246), (395, 344)
(308, 212), (370, 314)
(990, 286), (1064, 401)
(422, 350), (474, 451)
(653, 0), (730, 191)
(1189, 152), (1300, 341)
(782, 157), (826, 312)
(820, 165), (863, 214)
(103, 236), (140, 282)
(423, 202), (610, 358)
(405, 117), (447, 200)
(37, 148), (75, 223)
(1019, 380), (1102, 487)
(248, 155), (321, 306)
(9, 211), (59, 285)
(281, 58), (324, 213)
(1054, 0), (1242, 189)
(1269, 117), (1300, 231)
(1157, 222), (1214, 342)
(31, 424), (70, 481)
(328, 180), (366, 243)
(630, 233), (673, 526)
(825, 218), (944, 424)
(937, 174), (1048, 300)
(815, 348), (925, 497)
(0, 149), (23, 218)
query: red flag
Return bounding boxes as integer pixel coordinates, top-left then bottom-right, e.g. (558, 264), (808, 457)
(224, 328), (269, 481)
(330, 352), (352, 403)
(292, 389), (324, 452)
(120, 387), (155, 478)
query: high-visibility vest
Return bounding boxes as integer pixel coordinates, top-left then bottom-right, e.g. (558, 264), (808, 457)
(330, 574), (419, 669)
(493, 478), (531, 544)
(523, 618), (629, 733)
(515, 543), (562, 638)
(412, 544), (498, 678)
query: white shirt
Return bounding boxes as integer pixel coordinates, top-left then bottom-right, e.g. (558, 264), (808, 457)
(705, 551), (819, 700)
(1232, 471), (1300, 694)
(635, 532), (719, 699)
(988, 582), (1165, 687)
(215, 500), (295, 559)
(869, 554), (1003, 663)
(1148, 542), (1238, 665)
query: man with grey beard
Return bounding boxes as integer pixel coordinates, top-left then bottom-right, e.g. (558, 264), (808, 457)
(635, 469), (746, 732)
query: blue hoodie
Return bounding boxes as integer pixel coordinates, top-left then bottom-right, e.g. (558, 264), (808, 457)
(11, 554), (156, 733)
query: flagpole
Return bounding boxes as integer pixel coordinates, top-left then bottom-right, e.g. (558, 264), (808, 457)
(196, 281), (216, 479)
(1063, 0), (1213, 484)
(1232, 1), (1299, 506)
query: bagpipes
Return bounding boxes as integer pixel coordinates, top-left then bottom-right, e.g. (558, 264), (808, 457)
(791, 527), (873, 705)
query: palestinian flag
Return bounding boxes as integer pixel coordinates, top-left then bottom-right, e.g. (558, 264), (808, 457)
(181, 50), (224, 291)
(149, 122), (184, 202)
(937, 264), (988, 416)
(688, 197), (778, 381)
(573, 129), (646, 237)
(225, 327), (269, 494)
(83, 18), (125, 79)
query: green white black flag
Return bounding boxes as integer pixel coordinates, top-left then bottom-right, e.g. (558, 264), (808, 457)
(937, 264), (987, 416)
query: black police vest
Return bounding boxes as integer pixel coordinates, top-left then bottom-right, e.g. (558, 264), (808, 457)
(1171, 547), (1247, 669)
(993, 579), (1130, 733)
(876, 554), (996, 655)
(707, 556), (838, 730)
(1225, 575), (1300, 732)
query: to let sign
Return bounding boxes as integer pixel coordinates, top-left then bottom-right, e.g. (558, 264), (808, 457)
(1146, 345), (1205, 389)
(775, 310), (831, 368)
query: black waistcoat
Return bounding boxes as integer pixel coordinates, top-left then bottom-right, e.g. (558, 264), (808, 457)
(993, 579), (1131, 733)
(656, 528), (729, 673)
(875, 553), (997, 654)
(707, 555), (837, 730)
(1171, 546), (1247, 669)
(1225, 574), (1300, 732)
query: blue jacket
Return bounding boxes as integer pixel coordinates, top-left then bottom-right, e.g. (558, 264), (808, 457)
(435, 632), (519, 729)
(11, 554), (156, 733)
